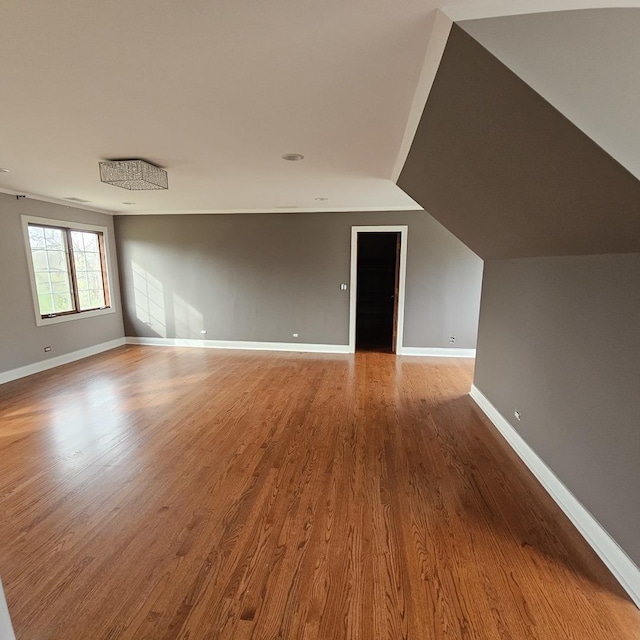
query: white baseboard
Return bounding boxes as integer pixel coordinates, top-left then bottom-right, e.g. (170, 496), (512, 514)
(470, 384), (640, 609)
(0, 337), (126, 385)
(399, 347), (476, 358)
(125, 338), (474, 358)
(125, 336), (350, 354)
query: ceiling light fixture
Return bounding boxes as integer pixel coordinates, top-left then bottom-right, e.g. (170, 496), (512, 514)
(281, 153), (304, 161)
(122, 202), (136, 205)
(314, 197), (328, 201)
(99, 159), (168, 190)
(0, 168), (10, 173)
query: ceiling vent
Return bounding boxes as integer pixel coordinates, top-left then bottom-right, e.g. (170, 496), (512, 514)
(99, 159), (168, 191)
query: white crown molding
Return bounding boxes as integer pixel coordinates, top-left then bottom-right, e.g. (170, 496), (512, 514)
(470, 384), (640, 609)
(0, 187), (115, 215)
(399, 347), (476, 358)
(1, 188), (424, 217)
(112, 205), (424, 216)
(0, 338), (126, 385)
(125, 337), (350, 354)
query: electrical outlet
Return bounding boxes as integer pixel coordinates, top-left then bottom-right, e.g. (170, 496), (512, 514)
(449, 336), (456, 344)
(44, 346), (52, 352)
(514, 410), (522, 421)
(292, 333), (299, 338)
(340, 283), (348, 291)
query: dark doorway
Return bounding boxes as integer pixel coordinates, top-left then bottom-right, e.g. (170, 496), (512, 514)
(355, 232), (400, 353)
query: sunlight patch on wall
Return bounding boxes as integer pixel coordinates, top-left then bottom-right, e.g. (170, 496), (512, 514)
(132, 261), (167, 338)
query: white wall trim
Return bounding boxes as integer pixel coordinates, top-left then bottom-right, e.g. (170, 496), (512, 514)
(0, 338), (126, 386)
(349, 225), (408, 354)
(399, 347), (476, 358)
(391, 10), (453, 182)
(470, 384), (640, 609)
(0, 187), (114, 215)
(125, 337), (350, 354)
(112, 205), (424, 216)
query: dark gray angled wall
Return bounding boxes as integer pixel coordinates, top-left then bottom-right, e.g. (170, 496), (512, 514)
(398, 25), (640, 260)
(396, 21), (640, 571)
(114, 210), (483, 349)
(0, 193), (124, 374)
(474, 255), (640, 565)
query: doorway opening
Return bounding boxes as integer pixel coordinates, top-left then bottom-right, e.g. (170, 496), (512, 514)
(349, 226), (407, 354)
(356, 232), (399, 352)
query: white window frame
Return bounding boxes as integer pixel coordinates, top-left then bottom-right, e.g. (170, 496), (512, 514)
(21, 215), (116, 327)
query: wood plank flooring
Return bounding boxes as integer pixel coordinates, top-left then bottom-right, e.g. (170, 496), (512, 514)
(0, 346), (638, 639)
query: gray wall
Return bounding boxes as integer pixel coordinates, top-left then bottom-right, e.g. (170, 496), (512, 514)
(0, 193), (124, 374)
(114, 210), (483, 348)
(394, 21), (640, 573)
(398, 25), (640, 260)
(0, 578), (15, 640)
(474, 255), (640, 565)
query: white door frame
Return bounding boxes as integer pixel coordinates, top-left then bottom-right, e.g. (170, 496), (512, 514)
(349, 225), (408, 354)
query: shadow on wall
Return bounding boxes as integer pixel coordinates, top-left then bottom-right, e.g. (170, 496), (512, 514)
(131, 262), (204, 340)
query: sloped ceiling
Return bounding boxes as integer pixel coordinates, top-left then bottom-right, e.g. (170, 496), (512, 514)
(460, 9), (640, 183)
(397, 24), (640, 260)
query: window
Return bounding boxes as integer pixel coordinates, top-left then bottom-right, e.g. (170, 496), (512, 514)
(22, 216), (114, 326)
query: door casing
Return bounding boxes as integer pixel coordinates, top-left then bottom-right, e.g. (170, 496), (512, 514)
(349, 225), (408, 354)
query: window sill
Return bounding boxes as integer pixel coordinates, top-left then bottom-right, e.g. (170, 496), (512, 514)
(35, 306), (116, 327)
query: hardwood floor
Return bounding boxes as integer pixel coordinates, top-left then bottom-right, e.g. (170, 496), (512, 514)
(0, 346), (638, 639)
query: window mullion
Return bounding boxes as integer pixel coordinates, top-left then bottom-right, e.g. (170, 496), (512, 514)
(98, 233), (110, 308)
(66, 229), (81, 314)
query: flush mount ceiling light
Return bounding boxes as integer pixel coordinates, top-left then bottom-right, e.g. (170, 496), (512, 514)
(99, 159), (168, 190)
(315, 197), (328, 201)
(0, 168), (10, 173)
(281, 153), (304, 161)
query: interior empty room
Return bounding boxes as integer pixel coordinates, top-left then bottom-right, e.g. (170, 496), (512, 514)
(1, 2), (639, 638)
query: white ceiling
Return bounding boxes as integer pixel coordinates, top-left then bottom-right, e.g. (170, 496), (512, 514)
(0, 0), (456, 215)
(460, 8), (640, 182)
(5, 2), (636, 216)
